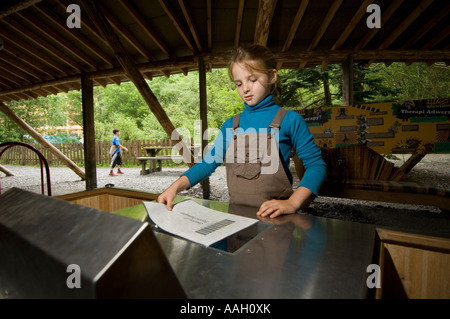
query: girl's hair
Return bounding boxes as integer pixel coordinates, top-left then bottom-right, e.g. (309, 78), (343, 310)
(228, 44), (281, 101)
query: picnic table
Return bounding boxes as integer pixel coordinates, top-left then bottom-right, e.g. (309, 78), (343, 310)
(136, 146), (183, 175)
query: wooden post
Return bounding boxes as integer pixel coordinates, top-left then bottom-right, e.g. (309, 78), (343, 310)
(0, 0), (43, 19)
(0, 164), (14, 176)
(254, 0), (277, 46)
(81, 73), (97, 190)
(342, 55), (354, 106)
(198, 55), (210, 199)
(0, 101), (86, 180)
(399, 147), (430, 174)
(77, 0), (194, 165)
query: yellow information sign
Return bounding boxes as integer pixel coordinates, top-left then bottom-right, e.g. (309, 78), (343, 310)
(297, 97), (450, 154)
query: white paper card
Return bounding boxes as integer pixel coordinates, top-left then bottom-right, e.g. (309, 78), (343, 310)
(144, 200), (258, 247)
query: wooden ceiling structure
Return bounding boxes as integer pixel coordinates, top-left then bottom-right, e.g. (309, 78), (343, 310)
(0, 0), (449, 102)
(0, 0), (449, 192)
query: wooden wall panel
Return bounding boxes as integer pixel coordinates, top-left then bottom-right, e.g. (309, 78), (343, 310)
(377, 228), (450, 299)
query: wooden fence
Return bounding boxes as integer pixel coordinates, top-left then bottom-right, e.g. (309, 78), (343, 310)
(0, 139), (191, 167)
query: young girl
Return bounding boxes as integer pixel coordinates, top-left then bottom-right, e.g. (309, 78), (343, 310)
(158, 45), (326, 218)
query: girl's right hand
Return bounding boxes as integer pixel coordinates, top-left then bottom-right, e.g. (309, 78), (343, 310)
(157, 175), (191, 211)
(157, 188), (177, 211)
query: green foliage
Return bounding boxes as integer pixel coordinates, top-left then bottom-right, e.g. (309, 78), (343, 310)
(346, 63), (402, 105)
(280, 66), (341, 109)
(370, 62), (450, 101)
(1, 97), (49, 143)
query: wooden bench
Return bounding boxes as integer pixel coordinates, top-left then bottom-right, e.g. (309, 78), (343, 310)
(136, 155), (183, 175)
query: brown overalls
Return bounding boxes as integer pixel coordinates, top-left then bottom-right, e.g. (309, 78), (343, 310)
(225, 108), (293, 208)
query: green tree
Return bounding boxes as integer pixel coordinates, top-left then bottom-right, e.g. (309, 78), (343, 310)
(341, 63), (401, 105)
(0, 97), (48, 143)
(280, 65), (341, 109)
(372, 62), (450, 101)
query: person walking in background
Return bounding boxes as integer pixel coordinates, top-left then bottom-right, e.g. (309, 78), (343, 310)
(109, 129), (128, 176)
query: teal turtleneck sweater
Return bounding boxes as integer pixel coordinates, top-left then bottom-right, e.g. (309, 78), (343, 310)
(183, 95), (327, 196)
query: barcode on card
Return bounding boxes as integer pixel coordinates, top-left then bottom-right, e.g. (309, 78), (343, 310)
(195, 219), (235, 236)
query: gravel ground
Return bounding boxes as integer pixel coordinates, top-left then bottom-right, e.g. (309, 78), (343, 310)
(1, 154), (449, 236)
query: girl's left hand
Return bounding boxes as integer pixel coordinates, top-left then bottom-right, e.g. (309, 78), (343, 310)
(256, 199), (298, 218)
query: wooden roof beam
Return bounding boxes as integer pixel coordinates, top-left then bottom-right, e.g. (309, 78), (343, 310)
(0, 29), (74, 77)
(0, 70), (31, 87)
(179, 0), (203, 52)
(378, 0), (434, 50)
(0, 0), (42, 19)
(254, 0), (277, 46)
(17, 10), (101, 70)
(158, 0), (197, 53)
(0, 95), (12, 102)
(0, 75), (80, 97)
(3, 49), (450, 99)
(0, 79), (13, 91)
(98, 3), (156, 61)
(118, 0), (174, 59)
(207, 0), (212, 50)
(354, 0), (404, 50)
(180, 67), (188, 76)
(0, 52), (47, 82)
(234, 0), (245, 48)
(95, 78), (107, 88)
(22, 90), (39, 99)
(70, 82), (81, 91)
(56, 0), (109, 48)
(34, 3), (116, 67)
(282, 0), (309, 52)
(55, 84), (69, 93)
(3, 17), (82, 73)
(331, 0), (373, 50)
(160, 70), (171, 78)
(422, 25), (450, 49)
(13, 93), (31, 100)
(0, 59), (38, 85)
(32, 88), (48, 98)
(143, 73), (153, 81)
(42, 86), (58, 95)
(308, 0), (343, 51)
(2, 42), (61, 79)
(90, 56), (197, 80)
(109, 77), (122, 86)
(401, 2), (450, 49)
(0, 56), (195, 98)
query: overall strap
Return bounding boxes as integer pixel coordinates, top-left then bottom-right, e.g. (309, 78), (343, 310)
(232, 113), (241, 130)
(269, 108), (288, 130)
(231, 113), (241, 140)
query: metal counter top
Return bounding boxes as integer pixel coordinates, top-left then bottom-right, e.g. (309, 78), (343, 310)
(149, 199), (377, 299)
(0, 188), (377, 299)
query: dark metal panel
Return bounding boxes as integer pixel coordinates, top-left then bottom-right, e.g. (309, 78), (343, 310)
(151, 200), (377, 299)
(0, 188), (186, 298)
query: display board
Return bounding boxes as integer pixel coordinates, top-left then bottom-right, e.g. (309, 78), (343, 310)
(297, 97), (450, 154)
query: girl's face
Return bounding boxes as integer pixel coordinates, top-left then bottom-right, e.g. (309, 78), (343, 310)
(231, 62), (277, 107)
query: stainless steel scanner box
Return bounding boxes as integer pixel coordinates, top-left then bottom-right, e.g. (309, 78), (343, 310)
(0, 188), (185, 299)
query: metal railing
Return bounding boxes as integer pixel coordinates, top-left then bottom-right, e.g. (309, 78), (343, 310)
(0, 142), (52, 196)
